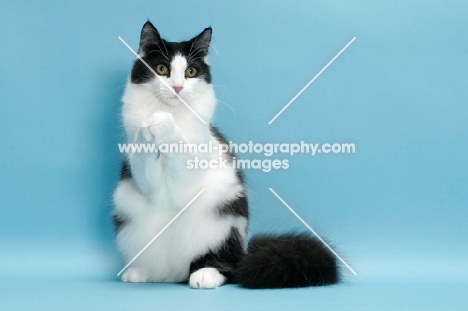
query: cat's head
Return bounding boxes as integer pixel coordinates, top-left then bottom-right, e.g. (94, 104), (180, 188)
(130, 21), (213, 107)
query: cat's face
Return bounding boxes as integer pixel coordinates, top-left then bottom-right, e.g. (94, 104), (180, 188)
(131, 21), (212, 107)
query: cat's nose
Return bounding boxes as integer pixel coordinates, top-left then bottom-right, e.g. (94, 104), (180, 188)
(173, 86), (183, 94)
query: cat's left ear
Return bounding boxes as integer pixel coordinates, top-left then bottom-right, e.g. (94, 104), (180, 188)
(189, 27), (212, 57)
(139, 21), (162, 56)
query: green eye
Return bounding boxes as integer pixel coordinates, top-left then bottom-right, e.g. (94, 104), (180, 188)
(185, 66), (197, 78)
(155, 64), (168, 75)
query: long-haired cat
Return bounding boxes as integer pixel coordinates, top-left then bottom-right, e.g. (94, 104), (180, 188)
(112, 21), (339, 289)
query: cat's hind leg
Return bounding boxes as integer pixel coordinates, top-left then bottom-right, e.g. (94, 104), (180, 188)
(189, 227), (245, 289)
(189, 268), (226, 289)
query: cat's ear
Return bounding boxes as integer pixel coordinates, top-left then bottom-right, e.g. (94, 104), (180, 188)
(139, 21), (162, 56)
(189, 27), (212, 57)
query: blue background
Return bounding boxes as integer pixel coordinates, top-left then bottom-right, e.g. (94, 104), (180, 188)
(1, 0), (467, 309)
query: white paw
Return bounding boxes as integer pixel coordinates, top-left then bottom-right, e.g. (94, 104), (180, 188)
(189, 268), (226, 289)
(141, 112), (176, 144)
(121, 267), (148, 283)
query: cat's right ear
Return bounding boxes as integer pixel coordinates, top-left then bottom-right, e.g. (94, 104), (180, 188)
(139, 21), (161, 56)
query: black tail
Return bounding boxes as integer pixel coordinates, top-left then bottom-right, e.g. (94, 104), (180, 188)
(234, 233), (340, 288)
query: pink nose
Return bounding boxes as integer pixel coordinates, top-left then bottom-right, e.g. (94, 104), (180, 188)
(173, 86), (183, 94)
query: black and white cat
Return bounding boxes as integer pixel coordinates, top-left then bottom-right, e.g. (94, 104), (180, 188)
(112, 21), (339, 289)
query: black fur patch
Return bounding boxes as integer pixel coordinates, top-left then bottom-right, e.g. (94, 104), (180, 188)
(112, 213), (129, 233)
(120, 158), (132, 180)
(210, 126), (234, 161)
(235, 169), (245, 185)
(218, 195), (248, 218)
(131, 21), (212, 85)
(189, 227), (245, 282)
(210, 125), (245, 184)
(235, 233), (340, 288)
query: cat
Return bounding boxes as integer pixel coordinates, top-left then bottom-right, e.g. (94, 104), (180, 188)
(112, 20), (339, 289)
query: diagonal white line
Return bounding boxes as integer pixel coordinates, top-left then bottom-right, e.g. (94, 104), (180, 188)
(117, 188), (206, 277)
(268, 37), (356, 124)
(268, 188), (357, 276)
(118, 36), (207, 125)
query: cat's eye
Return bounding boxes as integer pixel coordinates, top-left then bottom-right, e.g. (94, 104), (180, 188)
(185, 66), (197, 78)
(155, 64), (169, 76)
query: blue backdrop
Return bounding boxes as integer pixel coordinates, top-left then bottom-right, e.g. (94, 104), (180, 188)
(1, 0), (467, 309)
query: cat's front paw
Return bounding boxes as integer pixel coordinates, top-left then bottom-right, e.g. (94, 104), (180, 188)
(189, 268), (226, 289)
(121, 267), (148, 283)
(141, 112), (176, 144)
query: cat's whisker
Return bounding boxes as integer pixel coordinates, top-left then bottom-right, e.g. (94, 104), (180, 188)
(133, 91), (156, 106)
(187, 45), (207, 61)
(188, 90), (235, 123)
(149, 48), (169, 61)
(216, 98), (236, 125)
(142, 94), (159, 115)
(215, 98), (235, 113)
(156, 93), (167, 107)
(154, 42), (170, 59)
(208, 44), (221, 57)
(187, 55), (206, 64)
(212, 85), (228, 96)
(138, 89), (165, 116)
(188, 37), (197, 57)
(160, 40), (169, 60)
(187, 48), (206, 62)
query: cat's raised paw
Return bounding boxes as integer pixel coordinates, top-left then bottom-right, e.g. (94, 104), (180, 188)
(141, 112), (176, 144)
(121, 267), (148, 283)
(189, 268), (226, 289)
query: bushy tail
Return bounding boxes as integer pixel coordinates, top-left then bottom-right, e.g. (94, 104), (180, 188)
(234, 233), (340, 288)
